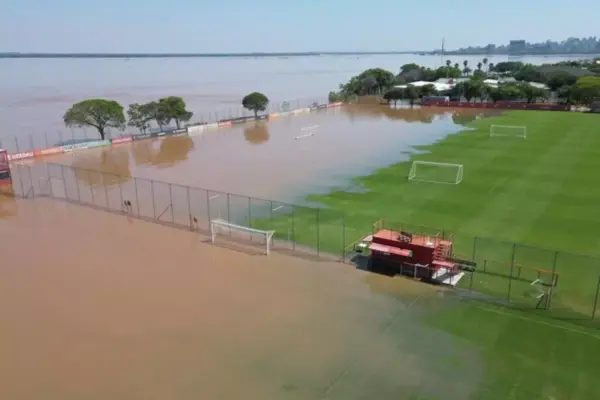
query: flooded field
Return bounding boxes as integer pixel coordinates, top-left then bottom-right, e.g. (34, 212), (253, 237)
(0, 197), (484, 400)
(43, 105), (491, 203)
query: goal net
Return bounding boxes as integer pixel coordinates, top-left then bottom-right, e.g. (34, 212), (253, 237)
(408, 161), (463, 184)
(490, 125), (527, 138)
(210, 218), (275, 255)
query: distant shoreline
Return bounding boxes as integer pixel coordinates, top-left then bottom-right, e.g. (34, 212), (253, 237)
(0, 51), (419, 59)
(1, 51), (599, 59)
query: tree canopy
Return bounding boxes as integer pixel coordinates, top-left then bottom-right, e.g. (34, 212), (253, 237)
(63, 99), (125, 140)
(242, 92), (269, 117)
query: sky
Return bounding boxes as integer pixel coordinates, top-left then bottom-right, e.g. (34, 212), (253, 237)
(1, 0), (599, 53)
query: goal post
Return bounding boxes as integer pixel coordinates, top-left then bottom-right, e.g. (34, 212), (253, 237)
(210, 218), (275, 255)
(490, 125), (527, 138)
(408, 161), (463, 184)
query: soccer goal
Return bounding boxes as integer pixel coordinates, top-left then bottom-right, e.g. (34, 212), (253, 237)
(210, 218), (275, 255)
(490, 125), (527, 139)
(408, 161), (463, 184)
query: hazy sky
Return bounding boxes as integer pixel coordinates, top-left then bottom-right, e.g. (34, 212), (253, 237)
(2, 0), (599, 53)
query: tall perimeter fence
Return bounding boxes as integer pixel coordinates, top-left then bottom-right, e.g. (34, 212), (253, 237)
(5, 162), (600, 330)
(0, 97), (328, 155)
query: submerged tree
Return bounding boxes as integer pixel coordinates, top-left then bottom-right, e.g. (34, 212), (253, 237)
(63, 99), (125, 140)
(242, 92), (270, 117)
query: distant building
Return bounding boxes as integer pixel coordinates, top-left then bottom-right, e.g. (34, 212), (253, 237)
(509, 40), (527, 54)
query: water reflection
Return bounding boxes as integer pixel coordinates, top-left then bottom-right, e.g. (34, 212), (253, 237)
(132, 136), (195, 167)
(244, 121), (270, 145)
(0, 194), (17, 219)
(73, 146), (131, 188)
(343, 104), (500, 126)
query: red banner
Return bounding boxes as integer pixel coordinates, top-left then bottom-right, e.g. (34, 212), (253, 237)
(8, 151), (34, 161)
(111, 136), (133, 144)
(218, 121), (232, 127)
(34, 146), (64, 157)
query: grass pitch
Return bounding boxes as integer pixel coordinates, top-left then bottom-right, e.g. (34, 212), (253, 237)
(256, 109), (600, 399)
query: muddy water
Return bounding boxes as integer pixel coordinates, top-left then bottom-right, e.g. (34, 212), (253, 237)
(0, 197), (483, 399)
(46, 105), (493, 204)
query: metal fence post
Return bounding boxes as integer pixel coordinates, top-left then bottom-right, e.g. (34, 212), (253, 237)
(134, 178), (140, 218)
(26, 166), (34, 198)
(103, 173), (109, 209)
(227, 193), (231, 223)
(44, 132), (49, 149)
(548, 251), (559, 308)
(592, 276), (600, 320)
(150, 180), (156, 219)
(248, 196), (252, 229)
(206, 190), (211, 224)
(186, 186), (192, 228)
(88, 170), (95, 205)
(507, 243), (516, 302)
(472, 237), (477, 261)
(169, 183), (174, 223)
(118, 179), (123, 207)
(60, 165), (67, 199)
(75, 170), (81, 202)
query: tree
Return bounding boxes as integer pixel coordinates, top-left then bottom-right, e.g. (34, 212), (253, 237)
(462, 67), (472, 76)
(361, 75), (378, 94)
(483, 58), (489, 70)
(445, 60), (451, 67)
(463, 60), (468, 70)
(477, 62), (483, 71)
(141, 101), (168, 130)
(328, 91), (344, 103)
(454, 63), (460, 69)
(63, 99), (125, 140)
(519, 83), (549, 103)
(473, 70), (486, 79)
(545, 72), (578, 91)
(383, 88), (404, 106)
(454, 79), (485, 102)
(488, 63), (495, 72)
(242, 92), (270, 117)
(157, 96), (193, 129)
(572, 76), (600, 105)
(419, 84), (437, 97)
(127, 103), (151, 134)
(404, 86), (419, 106)
(514, 65), (544, 83)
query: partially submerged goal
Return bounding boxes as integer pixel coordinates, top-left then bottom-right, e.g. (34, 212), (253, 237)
(408, 161), (463, 184)
(210, 218), (275, 255)
(490, 125), (527, 139)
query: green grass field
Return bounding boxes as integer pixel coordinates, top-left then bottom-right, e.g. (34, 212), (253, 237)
(252, 109), (600, 399)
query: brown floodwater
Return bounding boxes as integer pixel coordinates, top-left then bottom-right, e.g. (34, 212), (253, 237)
(0, 197), (484, 400)
(42, 105), (495, 203)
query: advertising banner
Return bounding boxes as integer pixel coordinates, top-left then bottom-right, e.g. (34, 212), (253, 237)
(230, 116), (256, 125)
(173, 128), (187, 134)
(34, 146), (64, 157)
(327, 102), (343, 108)
(8, 151), (35, 161)
(218, 120), (232, 127)
(133, 133), (151, 141)
(63, 140), (110, 152)
(187, 125), (206, 136)
(268, 113), (280, 119)
(111, 136), (133, 145)
(316, 104), (328, 110)
(205, 123), (219, 130)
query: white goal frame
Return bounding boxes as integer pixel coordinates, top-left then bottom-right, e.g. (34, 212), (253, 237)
(210, 218), (275, 255)
(490, 125), (527, 139)
(408, 161), (464, 184)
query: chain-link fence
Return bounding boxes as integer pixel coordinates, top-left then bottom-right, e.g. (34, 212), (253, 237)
(0, 96), (328, 155)
(5, 162), (600, 326)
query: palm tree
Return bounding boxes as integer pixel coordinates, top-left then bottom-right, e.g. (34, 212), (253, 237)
(488, 62), (495, 72)
(483, 58), (489, 71)
(454, 63), (460, 69)
(463, 60), (468, 70)
(446, 60), (451, 67)
(477, 62), (483, 71)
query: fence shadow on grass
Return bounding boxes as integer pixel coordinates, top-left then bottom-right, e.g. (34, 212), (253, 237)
(6, 162), (600, 330)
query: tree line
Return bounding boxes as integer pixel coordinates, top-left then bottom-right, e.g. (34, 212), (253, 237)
(63, 92), (270, 140)
(329, 60), (600, 107)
